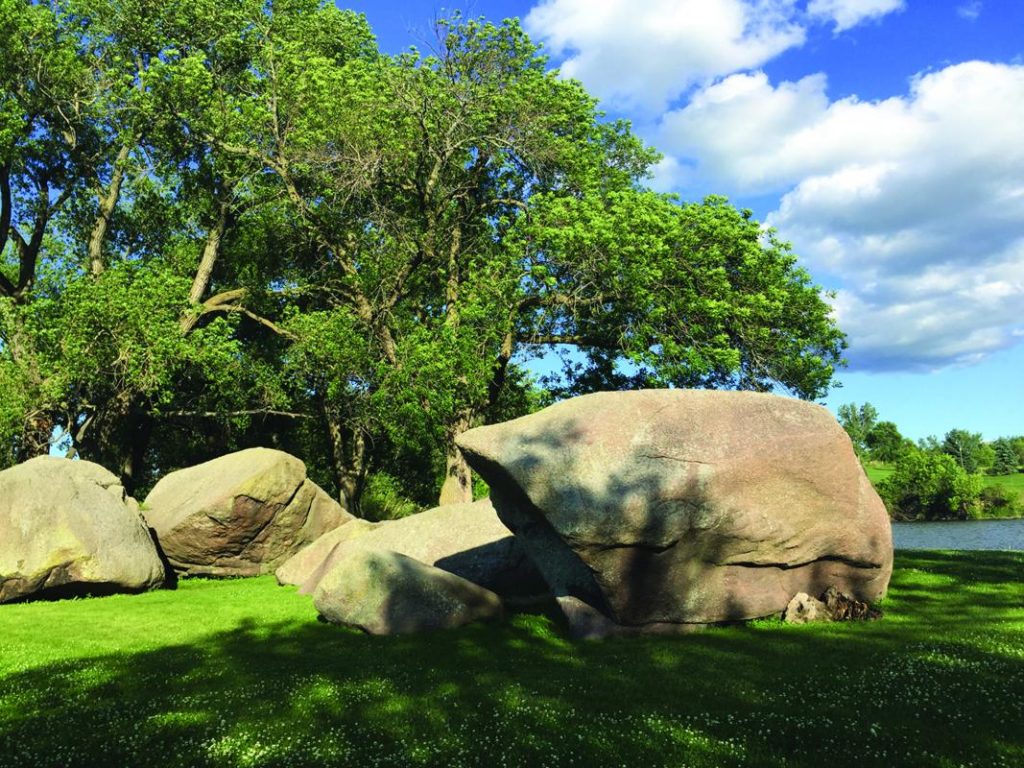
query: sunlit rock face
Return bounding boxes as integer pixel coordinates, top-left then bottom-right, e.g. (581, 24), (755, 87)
(457, 390), (893, 638)
(0, 457), (166, 603)
(144, 448), (351, 577)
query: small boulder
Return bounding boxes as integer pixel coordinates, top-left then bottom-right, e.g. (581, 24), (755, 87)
(0, 457), (166, 603)
(457, 389), (893, 638)
(820, 585), (883, 621)
(312, 548), (504, 635)
(144, 448), (352, 577)
(293, 498), (547, 601)
(783, 593), (831, 624)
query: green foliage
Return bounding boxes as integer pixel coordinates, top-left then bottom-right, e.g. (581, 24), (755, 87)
(989, 437), (1020, 475)
(941, 428), (988, 474)
(864, 420), (908, 463)
(1, 552), (1023, 767)
(879, 448), (983, 520)
(358, 472), (422, 521)
(977, 484), (1022, 519)
(0, 354), (31, 467)
(0, 1), (847, 505)
(837, 402), (878, 457)
(1011, 436), (1024, 468)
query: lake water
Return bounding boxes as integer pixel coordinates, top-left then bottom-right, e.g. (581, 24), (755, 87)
(892, 518), (1024, 551)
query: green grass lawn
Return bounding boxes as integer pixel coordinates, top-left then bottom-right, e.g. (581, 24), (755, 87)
(2, 551), (1022, 768)
(987, 472), (1024, 497)
(863, 463), (896, 485)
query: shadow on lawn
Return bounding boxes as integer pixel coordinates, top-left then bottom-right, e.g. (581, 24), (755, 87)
(0, 551), (1021, 768)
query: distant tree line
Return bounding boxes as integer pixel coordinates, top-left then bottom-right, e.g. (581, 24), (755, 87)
(0, 0), (846, 515)
(838, 402), (1023, 520)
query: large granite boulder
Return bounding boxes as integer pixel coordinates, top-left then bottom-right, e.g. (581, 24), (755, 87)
(0, 457), (166, 603)
(288, 498), (547, 602)
(144, 448), (352, 577)
(456, 390), (893, 638)
(313, 548), (504, 635)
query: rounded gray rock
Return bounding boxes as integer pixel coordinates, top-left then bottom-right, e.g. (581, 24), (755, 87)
(312, 548), (504, 635)
(0, 457), (166, 602)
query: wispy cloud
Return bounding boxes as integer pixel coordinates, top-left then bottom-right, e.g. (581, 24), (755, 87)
(957, 1), (983, 21)
(807, 0), (906, 33)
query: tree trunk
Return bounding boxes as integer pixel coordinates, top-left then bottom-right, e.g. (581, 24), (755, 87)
(180, 203), (231, 334)
(438, 412), (474, 506)
(88, 144), (131, 277)
(323, 405), (368, 516)
(118, 409), (153, 497)
(18, 412), (54, 462)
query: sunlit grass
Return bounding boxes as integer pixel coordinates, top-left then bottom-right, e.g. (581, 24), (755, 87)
(987, 473), (1024, 497)
(1, 551), (1022, 767)
(863, 462), (895, 485)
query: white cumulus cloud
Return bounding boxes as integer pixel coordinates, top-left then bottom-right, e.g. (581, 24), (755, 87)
(523, 0), (806, 111)
(522, 0), (907, 112)
(657, 60), (1024, 370)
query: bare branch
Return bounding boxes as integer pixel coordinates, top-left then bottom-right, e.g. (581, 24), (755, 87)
(158, 409), (313, 420)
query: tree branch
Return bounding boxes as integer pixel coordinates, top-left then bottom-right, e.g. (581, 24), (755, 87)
(158, 409), (313, 420)
(88, 143), (131, 277)
(187, 286), (298, 341)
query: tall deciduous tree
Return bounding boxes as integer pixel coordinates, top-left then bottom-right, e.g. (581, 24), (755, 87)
(865, 420), (908, 463)
(942, 428), (986, 474)
(1, 3), (848, 511)
(837, 402), (878, 458)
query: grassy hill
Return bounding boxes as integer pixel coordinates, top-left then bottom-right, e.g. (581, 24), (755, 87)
(1, 552), (1022, 767)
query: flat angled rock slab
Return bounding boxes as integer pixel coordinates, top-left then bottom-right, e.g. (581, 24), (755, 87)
(293, 498), (547, 601)
(0, 457), (166, 603)
(275, 518), (381, 587)
(457, 389), (893, 638)
(144, 448), (352, 577)
(313, 548), (504, 635)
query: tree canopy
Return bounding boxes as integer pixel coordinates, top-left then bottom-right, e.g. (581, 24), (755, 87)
(1, 0), (847, 511)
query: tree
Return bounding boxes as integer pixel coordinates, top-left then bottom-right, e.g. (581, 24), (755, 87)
(941, 428), (986, 474)
(1, 4), (848, 512)
(878, 447), (982, 520)
(1010, 436), (1024, 469)
(837, 402), (878, 457)
(989, 437), (1019, 475)
(865, 420), (908, 462)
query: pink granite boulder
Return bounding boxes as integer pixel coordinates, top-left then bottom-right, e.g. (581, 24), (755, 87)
(456, 390), (892, 638)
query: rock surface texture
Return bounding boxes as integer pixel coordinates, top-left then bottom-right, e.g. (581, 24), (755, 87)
(144, 448), (351, 577)
(289, 499), (547, 601)
(275, 518), (380, 587)
(312, 548), (504, 635)
(456, 390), (893, 638)
(783, 593), (831, 624)
(0, 457), (166, 603)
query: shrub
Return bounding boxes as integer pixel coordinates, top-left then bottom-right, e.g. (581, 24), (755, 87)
(978, 485), (1022, 519)
(359, 472), (422, 521)
(878, 448), (982, 520)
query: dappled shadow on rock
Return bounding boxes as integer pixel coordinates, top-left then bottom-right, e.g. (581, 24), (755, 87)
(0, 552), (1021, 767)
(456, 391), (895, 636)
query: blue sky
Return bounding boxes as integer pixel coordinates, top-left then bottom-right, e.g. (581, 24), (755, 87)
(343, 0), (1024, 441)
